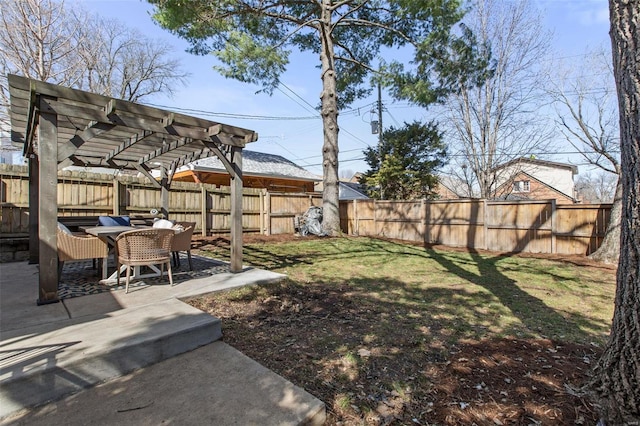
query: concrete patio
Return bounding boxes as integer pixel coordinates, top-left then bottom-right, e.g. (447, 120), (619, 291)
(0, 257), (325, 425)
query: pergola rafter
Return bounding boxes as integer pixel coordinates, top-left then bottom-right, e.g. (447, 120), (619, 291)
(7, 74), (258, 305)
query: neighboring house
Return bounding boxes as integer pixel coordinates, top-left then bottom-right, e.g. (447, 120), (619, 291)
(493, 158), (579, 204)
(172, 150), (320, 193)
(315, 179), (370, 200)
(338, 181), (369, 200)
(435, 175), (475, 200)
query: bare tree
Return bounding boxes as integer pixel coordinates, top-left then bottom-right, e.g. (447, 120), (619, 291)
(575, 172), (617, 203)
(548, 47), (621, 263)
(0, 0), (187, 136)
(78, 18), (187, 102)
(438, 0), (553, 198)
(0, 0), (87, 133)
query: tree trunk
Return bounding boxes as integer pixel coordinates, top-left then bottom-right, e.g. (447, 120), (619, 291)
(590, 0), (640, 423)
(588, 175), (621, 264)
(318, 1), (340, 235)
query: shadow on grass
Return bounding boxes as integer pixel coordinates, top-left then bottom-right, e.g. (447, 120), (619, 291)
(193, 275), (601, 424)
(194, 235), (611, 344)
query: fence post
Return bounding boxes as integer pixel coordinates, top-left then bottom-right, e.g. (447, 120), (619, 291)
(551, 199), (557, 254)
(260, 189), (266, 235)
(266, 191), (272, 235)
(421, 198), (426, 242)
(113, 180), (121, 215)
(483, 199), (489, 250)
(373, 199), (378, 236)
(200, 184), (207, 236)
(353, 199), (358, 236)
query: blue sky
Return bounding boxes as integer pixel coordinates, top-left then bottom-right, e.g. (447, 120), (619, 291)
(78, 0), (611, 178)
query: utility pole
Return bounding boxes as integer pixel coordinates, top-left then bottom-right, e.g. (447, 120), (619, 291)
(377, 82), (383, 152)
(377, 82), (384, 200)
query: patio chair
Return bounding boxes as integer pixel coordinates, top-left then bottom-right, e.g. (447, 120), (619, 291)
(57, 227), (109, 280)
(115, 228), (175, 293)
(171, 222), (196, 270)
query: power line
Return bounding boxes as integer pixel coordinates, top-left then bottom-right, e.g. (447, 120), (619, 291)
(276, 82), (319, 116)
(141, 102), (320, 121)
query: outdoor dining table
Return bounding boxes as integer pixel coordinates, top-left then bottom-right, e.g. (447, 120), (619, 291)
(81, 225), (165, 284)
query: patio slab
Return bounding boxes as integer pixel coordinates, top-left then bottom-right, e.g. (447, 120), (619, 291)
(0, 258), (325, 424)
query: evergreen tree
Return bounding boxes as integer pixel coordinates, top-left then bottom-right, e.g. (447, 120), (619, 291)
(360, 121), (447, 200)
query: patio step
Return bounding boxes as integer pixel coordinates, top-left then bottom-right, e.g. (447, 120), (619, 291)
(0, 298), (222, 419)
(1, 341), (326, 426)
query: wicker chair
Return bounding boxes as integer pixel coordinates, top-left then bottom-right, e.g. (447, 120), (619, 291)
(115, 228), (175, 293)
(172, 222), (196, 270)
(57, 228), (109, 279)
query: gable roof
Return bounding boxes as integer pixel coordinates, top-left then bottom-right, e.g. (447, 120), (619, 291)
(339, 181), (369, 200)
(184, 150), (320, 182)
(493, 157), (578, 175)
(437, 175), (476, 198)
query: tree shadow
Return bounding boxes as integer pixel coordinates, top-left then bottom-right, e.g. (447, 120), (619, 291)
(200, 275), (602, 424)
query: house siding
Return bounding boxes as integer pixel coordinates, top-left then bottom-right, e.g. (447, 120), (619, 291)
(495, 172), (576, 204)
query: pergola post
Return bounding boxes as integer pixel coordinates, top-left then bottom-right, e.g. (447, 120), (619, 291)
(28, 154), (39, 264)
(160, 166), (170, 219)
(37, 105), (59, 305)
(230, 146), (243, 272)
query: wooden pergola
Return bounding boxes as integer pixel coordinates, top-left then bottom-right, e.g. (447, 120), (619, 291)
(7, 74), (258, 305)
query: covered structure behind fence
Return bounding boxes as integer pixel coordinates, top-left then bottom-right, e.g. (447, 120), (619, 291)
(7, 74), (258, 305)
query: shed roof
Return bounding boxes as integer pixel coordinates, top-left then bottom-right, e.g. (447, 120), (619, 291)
(186, 150), (320, 182)
(493, 157), (578, 175)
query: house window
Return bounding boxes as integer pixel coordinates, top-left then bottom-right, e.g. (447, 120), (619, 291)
(513, 180), (530, 193)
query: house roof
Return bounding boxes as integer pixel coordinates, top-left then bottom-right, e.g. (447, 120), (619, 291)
(339, 181), (369, 200)
(493, 157), (578, 175)
(437, 175), (474, 198)
(185, 150), (321, 182)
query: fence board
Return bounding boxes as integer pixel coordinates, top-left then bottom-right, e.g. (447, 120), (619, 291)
(0, 165), (613, 257)
(340, 198), (611, 256)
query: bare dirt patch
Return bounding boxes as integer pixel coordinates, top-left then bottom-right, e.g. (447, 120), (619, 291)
(187, 236), (606, 425)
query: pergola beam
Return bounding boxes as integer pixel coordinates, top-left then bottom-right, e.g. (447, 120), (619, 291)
(58, 121), (117, 169)
(39, 98), (247, 146)
(141, 137), (193, 164)
(203, 141), (235, 177)
(23, 82), (37, 156)
(134, 163), (162, 189)
(105, 129), (155, 161)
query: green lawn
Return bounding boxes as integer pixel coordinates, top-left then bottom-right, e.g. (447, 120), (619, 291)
(198, 236), (616, 345)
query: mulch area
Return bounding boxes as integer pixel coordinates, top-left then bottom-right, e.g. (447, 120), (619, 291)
(188, 234), (607, 425)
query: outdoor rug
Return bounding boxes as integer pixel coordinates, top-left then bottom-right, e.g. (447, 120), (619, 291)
(58, 254), (229, 299)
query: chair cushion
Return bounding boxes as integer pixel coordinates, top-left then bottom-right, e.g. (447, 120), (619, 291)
(57, 222), (72, 234)
(98, 216), (130, 226)
(152, 219), (175, 229)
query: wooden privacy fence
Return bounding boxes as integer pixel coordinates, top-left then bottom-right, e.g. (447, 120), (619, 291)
(1, 164), (611, 256)
(340, 199), (612, 256)
(0, 165), (321, 238)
